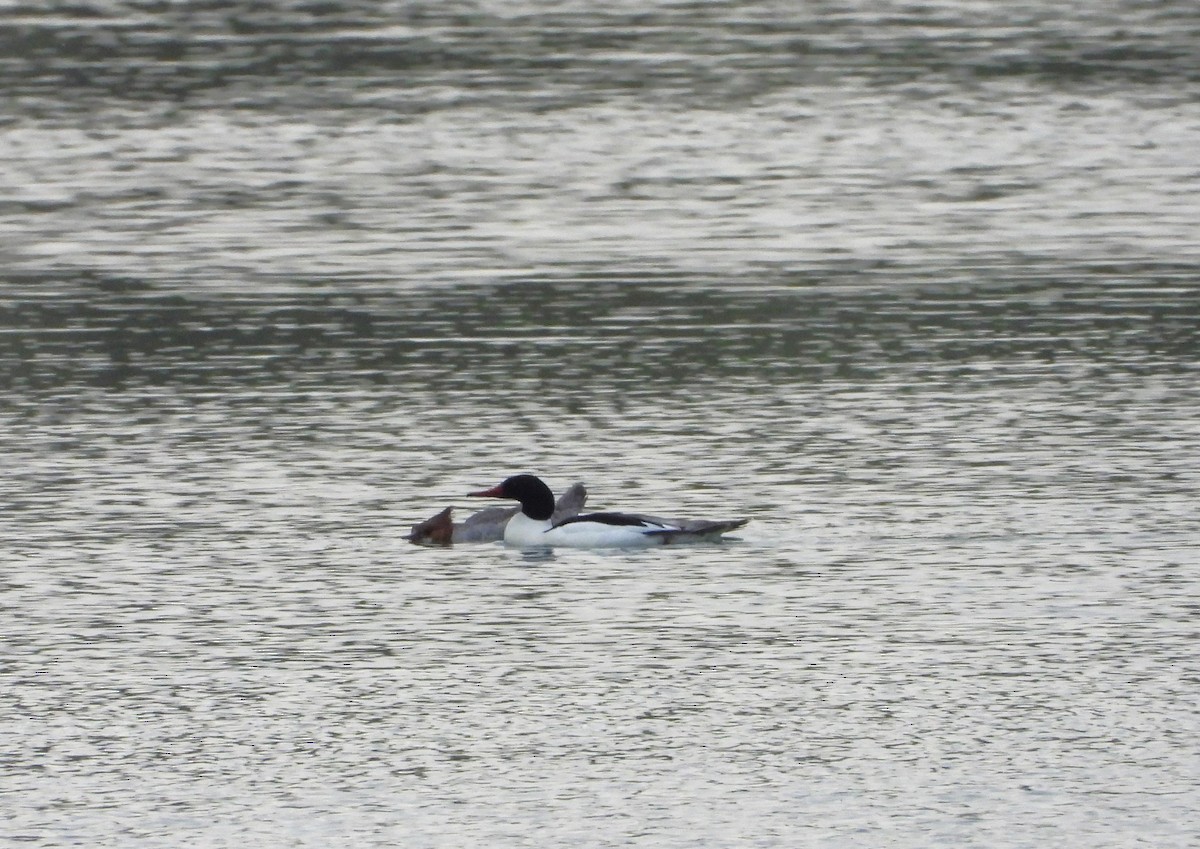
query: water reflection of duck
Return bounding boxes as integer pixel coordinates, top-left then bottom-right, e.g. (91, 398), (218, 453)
(468, 474), (747, 548)
(405, 482), (587, 546)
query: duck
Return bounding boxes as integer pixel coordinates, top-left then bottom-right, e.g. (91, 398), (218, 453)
(467, 474), (747, 548)
(405, 482), (588, 546)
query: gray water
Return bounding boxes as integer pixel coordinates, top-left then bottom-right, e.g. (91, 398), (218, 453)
(2, 2), (1199, 847)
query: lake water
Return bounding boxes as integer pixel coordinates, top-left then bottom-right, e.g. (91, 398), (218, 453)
(2, 2), (1198, 847)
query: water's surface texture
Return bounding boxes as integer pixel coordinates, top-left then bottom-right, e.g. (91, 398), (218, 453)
(2, 2), (1198, 847)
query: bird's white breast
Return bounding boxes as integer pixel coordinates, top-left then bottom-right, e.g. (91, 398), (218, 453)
(502, 512), (555, 547)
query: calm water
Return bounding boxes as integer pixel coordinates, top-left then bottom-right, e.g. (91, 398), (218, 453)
(2, 2), (1199, 847)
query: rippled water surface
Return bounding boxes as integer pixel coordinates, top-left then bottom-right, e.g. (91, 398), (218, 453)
(3, 2), (1199, 847)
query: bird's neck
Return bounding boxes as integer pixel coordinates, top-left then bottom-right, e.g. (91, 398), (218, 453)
(519, 491), (555, 521)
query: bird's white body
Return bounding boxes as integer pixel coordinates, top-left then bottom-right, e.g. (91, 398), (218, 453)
(503, 511), (674, 548)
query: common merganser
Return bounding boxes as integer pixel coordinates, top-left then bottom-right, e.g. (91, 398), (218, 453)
(405, 483), (588, 546)
(467, 474), (747, 548)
